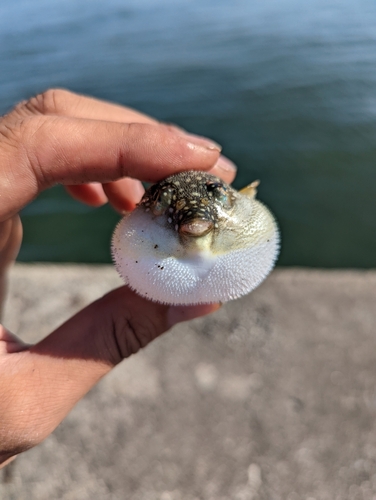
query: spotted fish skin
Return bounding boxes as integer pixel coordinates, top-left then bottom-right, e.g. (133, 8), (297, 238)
(112, 171), (280, 305)
(140, 171), (236, 235)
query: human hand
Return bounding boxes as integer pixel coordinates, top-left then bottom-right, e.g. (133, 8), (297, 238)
(0, 89), (236, 467)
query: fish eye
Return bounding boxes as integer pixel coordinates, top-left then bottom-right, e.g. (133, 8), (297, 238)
(151, 186), (174, 215)
(206, 182), (232, 209)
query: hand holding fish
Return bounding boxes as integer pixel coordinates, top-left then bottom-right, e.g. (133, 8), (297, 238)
(0, 89), (236, 467)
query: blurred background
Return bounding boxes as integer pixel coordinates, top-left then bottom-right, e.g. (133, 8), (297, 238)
(1, 0), (376, 267)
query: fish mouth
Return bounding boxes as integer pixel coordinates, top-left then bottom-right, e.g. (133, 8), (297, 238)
(178, 217), (214, 238)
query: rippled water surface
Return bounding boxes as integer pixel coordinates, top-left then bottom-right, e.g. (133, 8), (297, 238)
(1, 0), (376, 266)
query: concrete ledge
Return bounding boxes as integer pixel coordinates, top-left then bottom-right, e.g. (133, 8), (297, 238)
(1, 265), (376, 499)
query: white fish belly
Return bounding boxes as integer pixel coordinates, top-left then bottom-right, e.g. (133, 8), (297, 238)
(112, 209), (279, 305)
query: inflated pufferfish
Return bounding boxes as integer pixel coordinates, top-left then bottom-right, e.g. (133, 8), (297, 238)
(112, 171), (279, 305)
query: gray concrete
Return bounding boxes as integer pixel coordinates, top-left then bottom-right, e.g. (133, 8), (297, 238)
(1, 265), (376, 500)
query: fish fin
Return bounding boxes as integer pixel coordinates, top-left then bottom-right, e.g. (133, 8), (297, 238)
(239, 180), (260, 199)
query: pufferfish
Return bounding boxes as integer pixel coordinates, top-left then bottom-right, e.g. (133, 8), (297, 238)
(112, 171), (279, 305)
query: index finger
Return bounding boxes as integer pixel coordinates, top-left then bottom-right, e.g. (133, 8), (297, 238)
(0, 115), (221, 221)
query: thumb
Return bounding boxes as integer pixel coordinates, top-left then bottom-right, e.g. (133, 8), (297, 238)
(33, 286), (219, 364)
(0, 287), (218, 457)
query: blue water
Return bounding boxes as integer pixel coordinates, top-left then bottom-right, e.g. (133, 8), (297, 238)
(1, 0), (376, 266)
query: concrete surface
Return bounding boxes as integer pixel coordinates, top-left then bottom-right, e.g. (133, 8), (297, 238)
(1, 265), (376, 500)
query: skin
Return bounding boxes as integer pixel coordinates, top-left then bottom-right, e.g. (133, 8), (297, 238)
(0, 89), (236, 468)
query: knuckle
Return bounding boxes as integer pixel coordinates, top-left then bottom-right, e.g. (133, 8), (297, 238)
(0, 115), (35, 154)
(15, 88), (71, 116)
(0, 117), (21, 147)
(112, 315), (152, 360)
(29, 88), (70, 115)
(0, 113), (54, 189)
(102, 296), (162, 362)
(94, 289), (167, 364)
(3, 115), (44, 147)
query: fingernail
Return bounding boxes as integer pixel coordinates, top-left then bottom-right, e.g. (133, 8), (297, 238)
(215, 155), (237, 173)
(165, 124), (222, 152)
(185, 134), (222, 153)
(167, 303), (221, 328)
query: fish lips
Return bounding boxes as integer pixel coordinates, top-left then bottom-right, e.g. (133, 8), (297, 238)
(178, 217), (214, 238)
